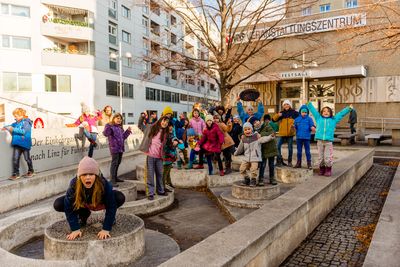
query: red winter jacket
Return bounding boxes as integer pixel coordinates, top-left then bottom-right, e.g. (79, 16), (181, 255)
(198, 123), (224, 153)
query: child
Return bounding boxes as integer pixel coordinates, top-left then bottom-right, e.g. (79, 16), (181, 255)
(196, 115), (225, 176)
(53, 157), (125, 240)
(163, 122), (179, 191)
(175, 115), (189, 169)
(102, 113), (132, 187)
(234, 122), (274, 187)
(259, 115), (278, 185)
(214, 115), (235, 174)
(307, 102), (352, 176)
(229, 115), (243, 148)
(139, 116), (170, 200)
(189, 108), (206, 137)
(294, 105), (315, 169)
(272, 100), (299, 167)
(186, 128), (202, 169)
(74, 102), (102, 158)
(2, 108), (34, 180)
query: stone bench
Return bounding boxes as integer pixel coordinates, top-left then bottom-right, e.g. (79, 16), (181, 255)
(337, 133), (356, 146)
(365, 134), (391, 146)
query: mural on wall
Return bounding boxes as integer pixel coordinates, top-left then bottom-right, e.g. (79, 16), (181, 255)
(336, 76), (400, 103)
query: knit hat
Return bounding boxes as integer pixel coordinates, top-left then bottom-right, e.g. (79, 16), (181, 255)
(77, 156), (99, 177)
(205, 114), (213, 122)
(300, 108), (308, 113)
(213, 114), (221, 121)
(282, 99), (292, 107)
(162, 106), (173, 116)
(243, 122), (253, 130)
(248, 116), (259, 126)
(187, 128), (196, 136)
(81, 102), (90, 113)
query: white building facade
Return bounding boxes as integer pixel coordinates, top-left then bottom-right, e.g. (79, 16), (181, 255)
(0, 0), (219, 127)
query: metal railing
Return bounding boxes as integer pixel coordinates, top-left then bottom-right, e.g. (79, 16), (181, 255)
(358, 117), (400, 134)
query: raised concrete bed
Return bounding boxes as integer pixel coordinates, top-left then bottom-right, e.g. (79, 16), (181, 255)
(232, 182), (280, 200)
(363, 164), (400, 267)
(206, 172), (243, 188)
(160, 148), (374, 267)
(118, 180), (137, 202)
(44, 213), (145, 265)
(276, 166), (313, 184)
(0, 151), (145, 214)
(220, 191), (270, 209)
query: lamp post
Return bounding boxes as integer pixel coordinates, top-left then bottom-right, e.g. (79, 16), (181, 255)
(291, 51), (318, 102)
(110, 41), (132, 116)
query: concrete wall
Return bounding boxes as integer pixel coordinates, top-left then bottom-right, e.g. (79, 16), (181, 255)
(160, 148), (374, 267)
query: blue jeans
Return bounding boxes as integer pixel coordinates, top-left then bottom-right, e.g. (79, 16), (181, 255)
(259, 156), (275, 179)
(85, 132), (97, 158)
(12, 145), (34, 176)
(145, 156), (164, 196)
(189, 149), (204, 165)
(296, 139), (311, 162)
(206, 153), (223, 175)
(277, 136), (294, 163)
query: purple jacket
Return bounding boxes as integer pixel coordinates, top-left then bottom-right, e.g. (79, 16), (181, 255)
(103, 124), (131, 154)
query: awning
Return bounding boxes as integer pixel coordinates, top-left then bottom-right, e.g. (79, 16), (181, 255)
(242, 65), (367, 83)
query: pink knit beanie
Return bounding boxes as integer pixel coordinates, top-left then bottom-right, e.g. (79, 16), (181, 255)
(77, 156), (99, 177)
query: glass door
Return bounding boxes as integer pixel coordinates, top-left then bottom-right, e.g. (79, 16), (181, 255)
(279, 82), (302, 111)
(308, 80), (335, 113)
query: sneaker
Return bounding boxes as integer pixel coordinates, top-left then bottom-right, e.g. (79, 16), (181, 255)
(250, 178), (257, 187)
(166, 183), (175, 188)
(287, 162), (293, 167)
(194, 164), (204, 169)
(24, 171), (34, 178)
(9, 174), (20, 181)
(241, 177), (250, 186)
(258, 180), (265, 186)
(158, 191), (168, 196)
(270, 177), (278, 185)
(147, 195), (154, 201)
(165, 187), (173, 193)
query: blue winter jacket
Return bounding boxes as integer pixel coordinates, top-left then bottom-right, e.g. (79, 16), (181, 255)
(64, 176), (117, 231)
(10, 118), (33, 150)
(237, 101), (264, 123)
(307, 103), (351, 142)
(294, 105), (315, 140)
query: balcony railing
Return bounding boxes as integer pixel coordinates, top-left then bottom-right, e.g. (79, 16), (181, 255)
(43, 15), (92, 28)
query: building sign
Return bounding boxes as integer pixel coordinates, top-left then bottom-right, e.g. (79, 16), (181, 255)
(280, 71), (311, 79)
(233, 13), (367, 43)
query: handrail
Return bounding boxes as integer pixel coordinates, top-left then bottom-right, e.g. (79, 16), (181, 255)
(0, 96), (75, 120)
(358, 117), (400, 134)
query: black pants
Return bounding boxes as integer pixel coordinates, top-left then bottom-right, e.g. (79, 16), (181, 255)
(350, 123), (356, 134)
(13, 146), (33, 175)
(53, 190), (125, 221)
(110, 153), (123, 182)
(222, 146), (234, 164)
(259, 156), (275, 179)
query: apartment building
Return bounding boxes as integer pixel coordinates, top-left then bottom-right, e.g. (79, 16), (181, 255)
(231, 0), (400, 125)
(0, 0), (219, 127)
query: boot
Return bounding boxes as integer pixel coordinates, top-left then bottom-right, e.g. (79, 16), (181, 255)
(224, 161), (232, 175)
(319, 165), (326, 176)
(219, 170), (225, 176)
(194, 164), (204, 169)
(242, 177), (250, 186)
(270, 176), (278, 185)
(186, 161), (193, 169)
(307, 161), (312, 170)
(294, 160), (302, 168)
(287, 161), (292, 167)
(258, 178), (265, 186)
(276, 157), (283, 167)
(324, 166), (332, 177)
(250, 178), (257, 187)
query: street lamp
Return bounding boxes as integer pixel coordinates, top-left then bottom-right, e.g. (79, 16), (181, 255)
(110, 41), (132, 115)
(291, 51), (318, 101)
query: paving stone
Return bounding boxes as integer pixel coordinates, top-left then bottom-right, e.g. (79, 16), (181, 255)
(281, 162), (397, 266)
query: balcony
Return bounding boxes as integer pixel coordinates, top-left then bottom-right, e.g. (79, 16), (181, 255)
(41, 47), (94, 68)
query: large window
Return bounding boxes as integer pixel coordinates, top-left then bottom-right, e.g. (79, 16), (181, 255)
(2, 72), (32, 92)
(142, 16), (149, 36)
(108, 21), (117, 45)
(108, 0), (117, 19)
(121, 5), (131, 19)
(1, 4), (30, 17)
(1, 35), (30, 49)
(109, 48), (118, 70)
(146, 87), (179, 103)
(44, 74), (71, 92)
(122, 30), (131, 43)
(320, 4), (331, 12)
(106, 80), (134, 98)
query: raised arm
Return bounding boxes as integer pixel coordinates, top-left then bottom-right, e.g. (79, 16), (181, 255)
(306, 102), (321, 120)
(237, 101), (246, 120)
(258, 134), (274, 144)
(255, 100), (265, 120)
(234, 140), (244, 156)
(334, 106), (351, 123)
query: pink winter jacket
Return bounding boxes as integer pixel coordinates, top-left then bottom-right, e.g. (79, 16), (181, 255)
(189, 117), (206, 136)
(198, 123), (224, 153)
(74, 111), (102, 132)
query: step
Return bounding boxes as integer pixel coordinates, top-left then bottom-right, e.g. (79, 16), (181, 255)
(231, 182), (280, 200)
(118, 181), (137, 202)
(0, 151), (144, 214)
(206, 172), (242, 188)
(220, 191), (269, 209)
(276, 166), (313, 184)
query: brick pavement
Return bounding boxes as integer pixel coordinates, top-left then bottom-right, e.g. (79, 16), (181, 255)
(281, 161), (398, 267)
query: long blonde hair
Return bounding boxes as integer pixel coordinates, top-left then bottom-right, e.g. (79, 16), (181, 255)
(73, 175), (104, 210)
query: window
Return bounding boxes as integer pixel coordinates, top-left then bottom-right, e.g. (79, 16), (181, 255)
(108, 21), (117, 45)
(151, 62), (160, 75)
(122, 30), (131, 43)
(1, 4), (30, 17)
(186, 75), (195, 85)
(301, 7), (311, 16)
(109, 48), (118, 70)
(210, 83), (215, 91)
(142, 61), (149, 75)
(320, 4), (331, 12)
(2, 72), (32, 92)
(106, 80), (134, 98)
(109, 0), (117, 19)
(142, 16), (149, 36)
(170, 33), (177, 45)
(150, 20), (160, 36)
(200, 80), (205, 87)
(171, 69), (177, 80)
(44, 74), (71, 92)
(170, 15), (176, 26)
(1, 35), (30, 49)
(121, 5), (131, 19)
(346, 0), (358, 8)
(150, 0), (160, 16)
(146, 87), (180, 103)
(142, 0), (149, 14)
(122, 56), (132, 67)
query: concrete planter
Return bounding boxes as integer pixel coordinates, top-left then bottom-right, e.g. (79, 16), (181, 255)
(231, 182), (280, 200)
(276, 167), (313, 184)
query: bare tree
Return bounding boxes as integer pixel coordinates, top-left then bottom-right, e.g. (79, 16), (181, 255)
(150, 0), (319, 105)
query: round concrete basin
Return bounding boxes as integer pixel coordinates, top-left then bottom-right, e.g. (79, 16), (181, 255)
(276, 167), (313, 184)
(44, 213), (145, 265)
(118, 180), (137, 202)
(231, 181), (280, 200)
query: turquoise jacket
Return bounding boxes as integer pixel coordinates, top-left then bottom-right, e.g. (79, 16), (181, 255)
(307, 103), (351, 142)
